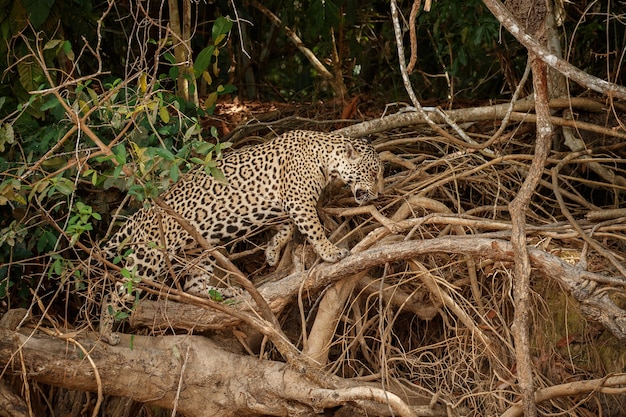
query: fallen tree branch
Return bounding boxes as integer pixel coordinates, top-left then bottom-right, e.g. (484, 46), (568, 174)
(501, 374), (626, 417)
(334, 98), (621, 139)
(130, 236), (626, 340)
(0, 330), (427, 417)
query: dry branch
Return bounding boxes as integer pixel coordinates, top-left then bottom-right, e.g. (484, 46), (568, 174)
(130, 236), (626, 341)
(502, 374), (626, 417)
(508, 51), (553, 417)
(481, 0), (626, 100)
(0, 329), (428, 417)
(334, 98), (620, 139)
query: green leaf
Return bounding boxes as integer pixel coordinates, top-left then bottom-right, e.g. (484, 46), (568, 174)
(43, 39), (63, 51)
(214, 34), (226, 46)
(22, 0), (55, 28)
(204, 91), (218, 109)
(37, 230), (57, 252)
(128, 184), (146, 201)
(87, 87), (99, 106)
(209, 166), (227, 184)
(113, 144), (127, 165)
(194, 45), (215, 79)
(112, 164), (124, 179)
(202, 70), (212, 85)
(54, 178), (75, 195)
(212, 16), (233, 43)
(169, 164), (179, 182)
(96, 154), (115, 163)
(183, 124), (200, 141)
(40, 96), (61, 111)
(169, 66), (179, 80)
(155, 148), (176, 161)
(215, 141), (232, 155)
(164, 52), (176, 64)
(158, 105), (170, 123)
(62, 40), (75, 61)
(17, 58), (44, 93)
(219, 84), (237, 94)
(195, 142), (215, 155)
(41, 156), (66, 168)
(109, 306), (129, 321)
(208, 288), (223, 302)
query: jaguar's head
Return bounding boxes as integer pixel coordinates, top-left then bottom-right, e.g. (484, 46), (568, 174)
(331, 138), (384, 205)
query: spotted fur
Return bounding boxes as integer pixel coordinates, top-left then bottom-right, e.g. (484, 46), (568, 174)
(103, 130), (383, 295)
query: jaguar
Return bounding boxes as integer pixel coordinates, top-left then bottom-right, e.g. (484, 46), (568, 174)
(99, 130), (383, 343)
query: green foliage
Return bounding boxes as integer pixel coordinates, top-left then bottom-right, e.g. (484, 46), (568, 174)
(0, 7), (235, 308)
(407, 0), (504, 98)
(564, 2), (626, 87)
(22, 0), (56, 29)
(0, 0), (95, 118)
(194, 16), (236, 110)
(193, 15), (233, 80)
(208, 288), (224, 302)
(258, 0), (504, 99)
(260, 0), (351, 98)
(66, 202), (101, 245)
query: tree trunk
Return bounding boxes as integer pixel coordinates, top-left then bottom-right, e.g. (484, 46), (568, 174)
(168, 0), (198, 105)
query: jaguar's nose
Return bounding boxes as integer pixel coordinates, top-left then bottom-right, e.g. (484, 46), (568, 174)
(355, 189), (372, 204)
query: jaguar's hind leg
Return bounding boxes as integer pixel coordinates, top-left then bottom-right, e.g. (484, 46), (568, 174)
(184, 255), (241, 299)
(99, 244), (166, 345)
(183, 255), (216, 296)
(99, 292), (121, 345)
(265, 223), (295, 266)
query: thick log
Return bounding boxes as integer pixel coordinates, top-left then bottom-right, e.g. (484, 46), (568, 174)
(0, 329), (429, 417)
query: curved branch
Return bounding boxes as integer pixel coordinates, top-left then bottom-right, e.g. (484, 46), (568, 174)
(334, 98), (623, 139)
(131, 235), (626, 340)
(502, 375), (626, 417)
(481, 0), (626, 99)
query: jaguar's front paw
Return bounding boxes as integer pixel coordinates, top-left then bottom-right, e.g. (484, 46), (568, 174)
(265, 245), (280, 266)
(101, 331), (121, 346)
(320, 247), (350, 263)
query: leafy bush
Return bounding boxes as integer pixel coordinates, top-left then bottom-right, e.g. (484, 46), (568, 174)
(0, 13), (234, 307)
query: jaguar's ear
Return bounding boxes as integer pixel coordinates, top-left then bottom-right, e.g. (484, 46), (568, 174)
(345, 141), (361, 161)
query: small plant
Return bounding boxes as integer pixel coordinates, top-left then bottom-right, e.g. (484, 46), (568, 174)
(66, 202), (102, 246)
